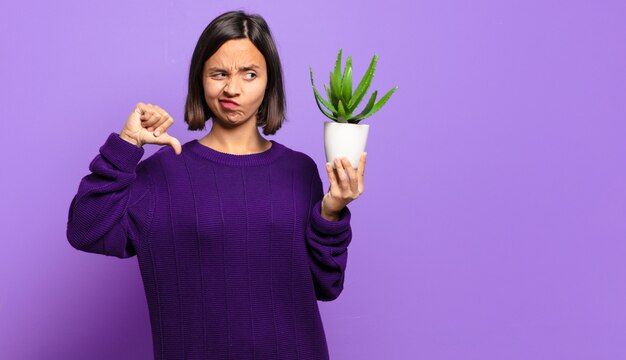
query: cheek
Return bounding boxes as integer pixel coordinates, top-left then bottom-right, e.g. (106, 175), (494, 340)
(252, 81), (268, 101)
(203, 82), (221, 99)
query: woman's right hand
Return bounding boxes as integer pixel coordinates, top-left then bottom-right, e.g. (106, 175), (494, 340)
(120, 102), (182, 155)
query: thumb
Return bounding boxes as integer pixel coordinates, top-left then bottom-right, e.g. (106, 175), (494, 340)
(153, 132), (182, 155)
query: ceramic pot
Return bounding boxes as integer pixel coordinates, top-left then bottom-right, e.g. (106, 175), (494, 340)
(324, 121), (369, 169)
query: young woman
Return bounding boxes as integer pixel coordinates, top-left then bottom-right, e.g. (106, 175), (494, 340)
(67, 10), (366, 360)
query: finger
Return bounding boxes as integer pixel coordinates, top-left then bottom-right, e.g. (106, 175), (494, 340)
(154, 116), (173, 136)
(140, 104), (156, 120)
(135, 102), (147, 115)
(149, 106), (170, 132)
(334, 157), (349, 191)
(155, 109), (173, 130)
(140, 103), (152, 115)
(169, 136), (182, 155)
(158, 109), (172, 122)
(325, 162), (339, 191)
(140, 108), (153, 121)
(357, 152), (366, 193)
(151, 114), (169, 134)
(342, 157), (359, 194)
(167, 134), (182, 155)
(154, 133), (182, 155)
(145, 112), (162, 131)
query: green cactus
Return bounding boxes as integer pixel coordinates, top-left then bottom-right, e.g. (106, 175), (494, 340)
(310, 48), (398, 124)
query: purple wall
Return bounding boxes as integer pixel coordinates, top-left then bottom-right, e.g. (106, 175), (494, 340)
(1, 0), (625, 358)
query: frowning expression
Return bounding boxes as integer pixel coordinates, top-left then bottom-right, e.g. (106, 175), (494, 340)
(203, 39), (268, 126)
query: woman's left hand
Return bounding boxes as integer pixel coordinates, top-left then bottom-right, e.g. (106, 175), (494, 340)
(321, 152), (367, 220)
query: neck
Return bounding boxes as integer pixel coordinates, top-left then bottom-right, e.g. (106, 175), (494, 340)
(200, 118), (271, 155)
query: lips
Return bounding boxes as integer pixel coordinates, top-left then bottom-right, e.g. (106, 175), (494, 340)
(219, 99), (239, 105)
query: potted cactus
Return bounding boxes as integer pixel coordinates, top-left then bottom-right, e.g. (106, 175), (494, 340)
(310, 48), (398, 168)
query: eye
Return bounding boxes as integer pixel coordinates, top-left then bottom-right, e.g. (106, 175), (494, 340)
(245, 72), (257, 79)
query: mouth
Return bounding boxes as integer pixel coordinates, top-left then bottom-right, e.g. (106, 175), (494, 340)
(219, 99), (239, 105)
(219, 99), (239, 110)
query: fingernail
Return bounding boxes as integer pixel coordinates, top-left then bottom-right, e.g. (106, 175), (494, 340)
(154, 131), (160, 136)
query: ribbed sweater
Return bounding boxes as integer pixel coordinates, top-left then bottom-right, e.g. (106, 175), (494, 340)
(66, 132), (352, 360)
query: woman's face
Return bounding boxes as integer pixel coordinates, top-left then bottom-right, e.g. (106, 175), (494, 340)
(203, 38), (268, 127)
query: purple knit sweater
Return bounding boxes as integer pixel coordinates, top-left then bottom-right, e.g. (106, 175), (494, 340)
(66, 132), (352, 360)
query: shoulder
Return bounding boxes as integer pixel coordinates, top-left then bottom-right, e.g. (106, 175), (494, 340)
(279, 142), (319, 178)
(136, 143), (185, 175)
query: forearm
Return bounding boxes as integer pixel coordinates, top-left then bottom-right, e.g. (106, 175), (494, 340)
(66, 132), (151, 258)
(306, 201), (352, 301)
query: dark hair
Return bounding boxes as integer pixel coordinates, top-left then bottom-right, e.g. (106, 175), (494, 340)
(184, 10), (287, 135)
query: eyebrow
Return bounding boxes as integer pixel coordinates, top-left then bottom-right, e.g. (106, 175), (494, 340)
(206, 65), (261, 72)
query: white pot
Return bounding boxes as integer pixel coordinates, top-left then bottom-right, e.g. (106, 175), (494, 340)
(324, 121), (369, 169)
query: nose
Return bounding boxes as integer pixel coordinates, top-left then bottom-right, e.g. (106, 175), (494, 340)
(223, 77), (240, 96)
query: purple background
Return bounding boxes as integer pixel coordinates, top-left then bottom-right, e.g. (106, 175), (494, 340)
(1, 0), (625, 359)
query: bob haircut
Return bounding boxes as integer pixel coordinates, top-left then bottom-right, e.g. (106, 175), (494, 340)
(184, 10), (287, 136)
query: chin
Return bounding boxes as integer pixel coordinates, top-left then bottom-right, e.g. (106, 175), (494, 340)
(216, 114), (250, 127)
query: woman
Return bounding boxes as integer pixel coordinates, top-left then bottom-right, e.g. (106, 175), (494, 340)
(67, 10), (366, 360)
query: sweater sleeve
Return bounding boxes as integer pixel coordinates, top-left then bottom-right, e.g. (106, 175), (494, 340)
(66, 132), (154, 259)
(305, 164), (352, 301)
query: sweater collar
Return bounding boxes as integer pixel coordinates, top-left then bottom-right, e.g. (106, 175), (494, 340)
(186, 139), (287, 166)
